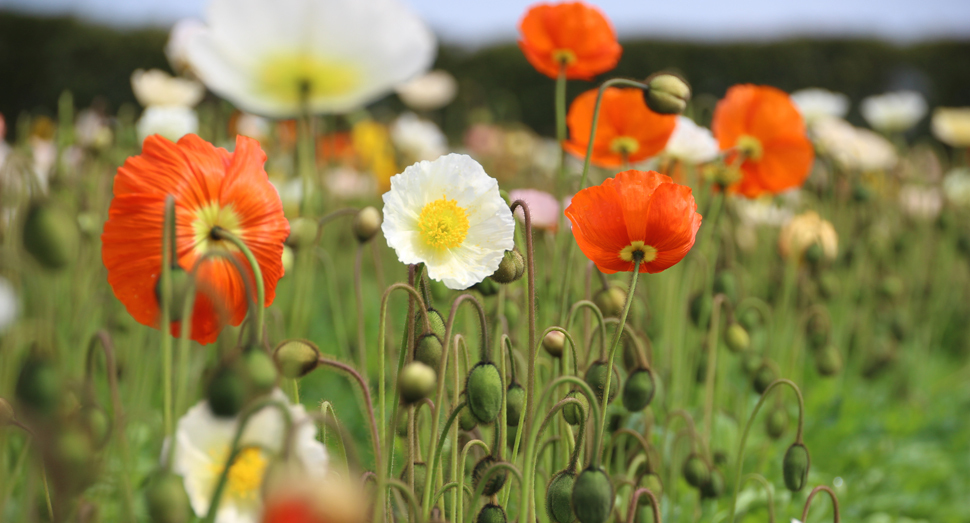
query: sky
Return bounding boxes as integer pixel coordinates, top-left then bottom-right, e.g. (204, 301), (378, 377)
(1, 0), (969, 46)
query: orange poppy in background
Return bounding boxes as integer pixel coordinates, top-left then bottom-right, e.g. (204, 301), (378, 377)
(518, 2), (622, 80)
(565, 170), (702, 274)
(564, 87), (677, 167)
(102, 134), (289, 344)
(712, 84), (814, 198)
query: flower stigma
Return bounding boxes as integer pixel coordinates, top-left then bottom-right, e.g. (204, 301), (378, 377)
(418, 197), (470, 250)
(619, 241), (657, 263)
(208, 446), (269, 501)
(610, 136), (641, 156)
(736, 134), (764, 162)
(192, 201), (243, 255)
(552, 49), (577, 67)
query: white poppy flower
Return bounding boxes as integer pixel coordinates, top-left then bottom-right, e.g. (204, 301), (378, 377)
(663, 116), (719, 164)
(171, 390), (328, 523)
(390, 112), (448, 163)
(235, 113), (271, 141)
(734, 196), (794, 227)
(131, 69), (205, 108)
(395, 70), (458, 111)
(137, 106), (199, 144)
(0, 276), (18, 333)
(943, 168), (970, 207)
(382, 154), (515, 289)
(931, 107), (970, 147)
(790, 88), (849, 124)
(166, 18), (207, 74)
(899, 184), (943, 220)
(185, 0), (436, 118)
(861, 90), (927, 133)
(812, 117), (897, 172)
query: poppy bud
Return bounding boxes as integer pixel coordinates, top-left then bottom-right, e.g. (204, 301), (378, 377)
(593, 286), (626, 317)
(273, 339), (320, 379)
(15, 355), (59, 417)
(713, 272), (738, 303)
(286, 217), (318, 249)
(477, 504), (507, 523)
(622, 368), (656, 412)
(571, 466), (614, 523)
(414, 308), (447, 345)
(244, 347), (278, 394)
(400, 462), (428, 500)
(765, 406), (788, 440)
(207, 365), (246, 417)
(752, 363), (777, 395)
(473, 455), (507, 496)
(398, 362), (437, 404)
(353, 206), (382, 243)
(22, 201), (78, 270)
(414, 333), (444, 373)
(465, 362), (503, 424)
(562, 390), (588, 425)
(584, 360), (620, 404)
(155, 266), (193, 321)
(689, 293), (712, 328)
(740, 351), (762, 376)
(636, 473), (663, 505)
(644, 73), (691, 115)
(83, 405), (111, 448)
(782, 443), (810, 492)
(814, 345), (842, 376)
(620, 337), (641, 373)
(700, 468), (725, 499)
(724, 323), (750, 353)
(682, 454), (710, 488)
(546, 470), (576, 523)
(473, 277), (499, 296)
(490, 250), (525, 284)
(506, 383), (526, 426)
(145, 471), (191, 523)
(281, 245), (294, 273)
(542, 330), (566, 358)
(459, 397), (478, 431)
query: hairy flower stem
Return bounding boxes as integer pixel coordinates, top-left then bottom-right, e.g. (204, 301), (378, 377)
(210, 227), (266, 346)
(742, 474), (776, 523)
(801, 485), (841, 523)
(703, 294), (727, 454)
(626, 488), (662, 523)
(317, 357), (381, 468)
(297, 104), (316, 215)
(354, 244), (368, 378)
(556, 66), (568, 187)
(508, 200), (538, 488)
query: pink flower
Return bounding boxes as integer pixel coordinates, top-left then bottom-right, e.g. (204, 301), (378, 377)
(509, 188), (560, 232)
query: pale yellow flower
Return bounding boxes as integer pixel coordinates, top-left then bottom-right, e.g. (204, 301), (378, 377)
(931, 107), (970, 147)
(778, 211), (838, 261)
(131, 69), (205, 108)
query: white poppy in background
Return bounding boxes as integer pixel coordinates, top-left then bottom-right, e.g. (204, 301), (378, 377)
(166, 18), (207, 74)
(171, 390), (328, 523)
(186, 0), (436, 118)
(509, 188), (560, 232)
(812, 117), (897, 172)
(390, 112), (448, 162)
(382, 154), (515, 289)
(137, 106), (199, 143)
(860, 90), (927, 133)
(395, 69), (458, 111)
(131, 69), (205, 108)
(931, 107), (970, 148)
(779, 210), (838, 261)
(734, 196), (795, 228)
(898, 184), (943, 220)
(0, 276), (18, 333)
(790, 88), (850, 123)
(663, 116), (719, 164)
(943, 168), (970, 207)
(234, 113), (270, 141)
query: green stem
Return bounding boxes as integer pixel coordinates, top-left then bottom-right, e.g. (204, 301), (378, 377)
(742, 473), (775, 523)
(423, 401), (466, 517)
(462, 462), (524, 523)
(555, 66), (568, 186)
(386, 478), (423, 523)
(316, 357), (381, 469)
(298, 107), (316, 215)
(458, 439), (490, 523)
(703, 294), (726, 455)
(801, 485), (840, 523)
(160, 195), (175, 439)
(210, 227), (265, 345)
(626, 488), (661, 523)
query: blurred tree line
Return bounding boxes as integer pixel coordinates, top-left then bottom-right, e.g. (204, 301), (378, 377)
(2, 11), (968, 137)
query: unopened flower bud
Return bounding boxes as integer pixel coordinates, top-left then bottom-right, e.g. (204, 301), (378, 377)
(724, 323), (750, 353)
(244, 347), (278, 394)
(415, 333), (444, 373)
(286, 217), (318, 249)
(281, 245), (294, 273)
(353, 206), (382, 243)
(414, 308), (446, 345)
(22, 201), (78, 270)
(546, 470), (576, 523)
(571, 466), (614, 523)
(155, 266), (192, 321)
(145, 471), (191, 523)
(83, 405), (111, 448)
(782, 443), (810, 492)
(700, 468), (725, 499)
(622, 368), (656, 412)
(465, 362), (503, 424)
(207, 365), (246, 417)
(765, 406), (788, 440)
(562, 390), (588, 425)
(400, 462), (428, 500)
(804, 242), (824, 265)
(473, 455), (508, 496)
(814, 345), (842, 376)
(459, 397), (478, 431)
(645, 73), (691, 115)
(506, 383), (525, 426)
(15, 355), (60, 417)
(594, 286), (626, 317)
(490, 250), (524, 284)
(636, 473), (663, 505)
(542, 330), (566, 358)
(273, 339), (320, 379)
(398, 362), (437, 404)
(682, 454), (710, 488)
(752, 363), (777, 395)
(584, 360), (620, 404)
(477, 504), (507, 523)
(0, 398), (15, 426)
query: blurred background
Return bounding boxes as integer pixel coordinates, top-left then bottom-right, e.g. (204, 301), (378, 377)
(1, 0), (968, 138)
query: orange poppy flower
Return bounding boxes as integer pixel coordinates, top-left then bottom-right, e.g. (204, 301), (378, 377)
(564, 87), (677, 168)
(565, 170), (702, 274)
(102, 134), (289, 344)
(518, 2), (622, 80)
(711, 84), (814, 198)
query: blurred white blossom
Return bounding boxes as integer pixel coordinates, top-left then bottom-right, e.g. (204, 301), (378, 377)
(861, 90), (927, 133)
(325, 166), (376, 200)
(779, 210), (838, 261)
(137, 106), (199, 143)
(931, 107), (970, 147)
(395, 70), (458, 111)
(234, 113), (270, 141)
(943, 168), (970, 207)
(75, 109), (113, 149)
(791, 88), (850, 123)
(735, 196), (795, 227)
(390, 112), (447, 162)
(664, 116), (719, 164)
(812, 117), (897, 172)
(898, 184), (943, 220)
(131, 69), (205, 108)
(166, 18), (206, 74)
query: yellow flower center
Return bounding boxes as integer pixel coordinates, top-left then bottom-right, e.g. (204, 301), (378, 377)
(619, 241), (658, 263)
(610, 136), (641, 156)
(192, 202), (243, 255)
(418, 197), (469, 250)
(209, 446), (269, 502)
(258, 53), (360, 103)
(736, 135), (764, 162)
(552, 49), (577, 66)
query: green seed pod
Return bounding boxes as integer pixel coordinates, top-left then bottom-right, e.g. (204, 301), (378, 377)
(353, 206), (382, 243)
(145, 471), (191, 523)
(459, 398), (478, 431)
(542, 330), (566, 358)
(700, 468), (725, 499)
(593, 286), (626, 318)
(689, 293), (712, 328)
(765, 406), (788, 440)
(490, 250), (524, 284)
(644, 73), (691, 115)
(562, 390), (589, 425)
(244, 348), (278, 394)
(740, 351), (762, 376)
(83, 405), (111, 448)
(506, 383), (526, 426)
(713, 450), (728, 466)
(0, 398), (14, 426)
(473, 277), (499, 296)
(154, 266), (192, 321)
(752, 363), (777, 395)
(682, 454), (710, 488)
(206, 365), (246, 418)
(415, 333), (444, 372)
(477, 504), (507, 523)
(400, 462), (428, 500)
(273, 339), (320, 379)
(815, 345), (842, 376)
(465, 362), (503, 424)
(782, 443), (810, 492)
(622, 368), (656, 412)
(22, 201), (77, 270)
(713, 272), (738, 303)
(724, 323), (750, 353)
(473, 455), (507, 496)
(15, 355), (60, 417)
(584, 361), (620, 404)
(571, 466), (614, 523)
(636, 473), (663, 506)
(546, 469), (576, 523)
(398, 361), (437, 404)
(286, 217), (319, 249)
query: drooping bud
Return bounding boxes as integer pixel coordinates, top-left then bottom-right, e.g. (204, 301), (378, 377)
(353, 206), (382, 243)
(459, 397), (478, 431)
(414, 308), (447, 346)
(542, 330), (566, 358)
(273, 339), (321, 379)
(206, 365), (246, 417)
(782, 443), (810, 492)
(15, 355), (60, 417)
(644, 73), (691, 115)
(415, 334), (444, 373)
(506, 383), (526, 426)
(636, 473), (663, 506)
(814, 345), (842, 376)
(490, 250), (525, 284)
(752, 363), (777, 395)
(465, 362), (503, 424)
(281, 245), (294, 273)
(286, 217), (319, 249)
(82, 405), (111, 448)
(562, 390), (589, 426)
(473, 455), (507, 496)
(584, 361), (620, 404)
(593, 286), (626, 318)
(398, 362), (437, 404)
(571, 466), (614, 523)
(682, 454), (710, 488)
(155, 266), (193, 321)
(622, 368), (656, 412)
(546, 470), (576, 523)
(477, 504), (507, 523)
(765, 406), (788, 440)
(700, 468), (725, 499)
(0, 398), (15, 426)
(145, 471), (191, 523)
(244, 347), (278, 394)
(22, 201), (78, 270)
(804, 242), (824, 266)
(724, 323), (750, 353)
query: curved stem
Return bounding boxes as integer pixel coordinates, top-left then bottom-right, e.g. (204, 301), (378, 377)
(606, 429), (653, 474)
(423, 401), (466, 517)
(741, 473), (775, 523)
(317, 357), (381, 469)
(539, 325), (582, 376)
(509, 200), (538, 492)
(801, 485), (840, 523)
(387, 478), (424, 523)
(210, 226), (266, 345)
(433, 482), (473, 509)
(566, 300), (607, 363)
(703, 294), (727, 456)
(354, 244), (368, 377)
(160, 195), (175, 439)
(458, 439), (490, 523)
(462, 462), (524, 523)
(626, 488), (662, 523)
(314, 208), (359, 243)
